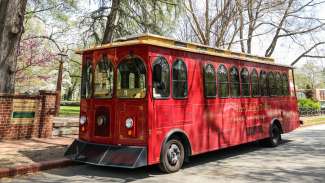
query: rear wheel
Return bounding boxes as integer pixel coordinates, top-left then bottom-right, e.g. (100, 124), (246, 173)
(260, 124), (282, 147)
(159, 138), (185, 173)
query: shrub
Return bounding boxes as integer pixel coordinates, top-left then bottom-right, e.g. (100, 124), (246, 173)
(298, 98), (320, 110)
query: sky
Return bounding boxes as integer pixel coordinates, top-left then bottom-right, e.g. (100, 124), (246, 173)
(77, 0), (325, 67)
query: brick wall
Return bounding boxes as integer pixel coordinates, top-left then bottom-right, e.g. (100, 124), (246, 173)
(0, 91), (57, 140)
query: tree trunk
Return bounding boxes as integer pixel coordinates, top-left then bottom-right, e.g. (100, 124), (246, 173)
(66, 78), (77, 101)
(0, 0), (27, 94)
(102, 0), (121, 44)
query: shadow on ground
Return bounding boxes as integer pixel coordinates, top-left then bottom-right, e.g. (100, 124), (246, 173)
(10, 127), (325, 182)
(18, 146), (68, 163)
(33, 140), (293, 182)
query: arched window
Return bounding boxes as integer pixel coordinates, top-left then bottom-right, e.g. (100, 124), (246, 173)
(282, 73), (289, 96)
(117, 57), (146, 98)
(94, 55), (114, 98)
(172, 59), (188, 98)
(230, 67), (240, 97)
(267, 72), (275, 96)
(251, 69), (259, 97)
(204, 64), (216, 97)
(260, 71), (267, 96)
(241, 68), (250, 97)
(217, 65), (229, 98)
(81, 58), (93, 99)
(275, 72), (282, 96)
(153, 57), (170, 98)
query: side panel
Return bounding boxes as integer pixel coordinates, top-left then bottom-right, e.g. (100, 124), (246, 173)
(147, 46), (300, 165)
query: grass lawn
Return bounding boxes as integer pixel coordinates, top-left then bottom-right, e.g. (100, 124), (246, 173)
(59, 106), (80, 117)
(301, 116), (325, 127)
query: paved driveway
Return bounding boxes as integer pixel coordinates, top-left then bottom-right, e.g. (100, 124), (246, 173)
(2, 125), (325, 183)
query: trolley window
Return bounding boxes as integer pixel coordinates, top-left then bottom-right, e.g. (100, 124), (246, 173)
(241, 68), (250, 97)
(81, 59), (93, 99)
(153, 57), (170, 98)
(251, 69), (259, 97)
(117, 57), (146, 98)
(172, 59), (188, 98)
(230, 66), (240, 97)
(218, 65), (229, 98)
(260, 71), (267, 96)
(275, 72), (282, 96)
(282, 74), (289, 96)
(94, 55), (114, 98)
(204, 64), (217, 98)
(267, 72), (275, 96)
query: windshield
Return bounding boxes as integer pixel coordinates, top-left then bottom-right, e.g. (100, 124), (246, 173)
(94, 55), (114, 98)
(81, 59), (93, 99)
(117, 57), (146, 98)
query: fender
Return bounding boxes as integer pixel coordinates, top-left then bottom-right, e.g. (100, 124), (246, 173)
(160, 128), (192, 161)
(269, 118), (283, 134)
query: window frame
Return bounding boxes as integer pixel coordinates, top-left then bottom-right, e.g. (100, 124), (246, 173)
(81, 57), (93, 99)
(240, 67), (250, 97)
(260, 70), (268, 97)
(172, 59), (188, 99)
(251, 69), (260, 97)
(275, 72), (282, 96)
(267, 71), (276, 96)
(116, 55), (147, 99)
(229, 66), (240, 98)
(152, 56), (170, 99)
(282, 73), (289, 96)
(217, 64), (229, 98)
(203, 63), (217, 98)
(93, 55), (115, 99)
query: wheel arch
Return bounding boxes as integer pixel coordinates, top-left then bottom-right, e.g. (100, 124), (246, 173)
(270, 118), (283, 134)
(160, 129), (192, 161)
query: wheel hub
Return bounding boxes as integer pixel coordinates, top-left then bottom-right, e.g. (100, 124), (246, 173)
(167, 144), (180, 165)
(272, 128), (280, 144)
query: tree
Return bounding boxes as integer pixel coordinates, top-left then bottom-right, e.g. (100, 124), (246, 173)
(304, 84), (314, 100)
(295, 61), (325, 90)
(0, 0), (28, 93)
(102, 0), (120, 44)
(80, 0), (180, 45)
(183, 0), (325, 65)
(182, 0), (238, 46)
(16, 0), (80, 96)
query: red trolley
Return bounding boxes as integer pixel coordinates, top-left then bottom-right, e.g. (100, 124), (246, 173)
(65, 34), (300, 173)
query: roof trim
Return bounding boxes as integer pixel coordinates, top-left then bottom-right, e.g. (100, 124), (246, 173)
(76, 33), (293, 69)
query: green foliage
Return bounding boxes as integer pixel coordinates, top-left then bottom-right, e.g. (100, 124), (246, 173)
(298, 98), (320, 110)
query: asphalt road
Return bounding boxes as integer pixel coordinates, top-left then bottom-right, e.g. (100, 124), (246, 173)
(2, 125), (325, 183)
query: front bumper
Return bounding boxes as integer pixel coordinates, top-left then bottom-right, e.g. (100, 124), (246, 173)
(64, 139), (147, 168)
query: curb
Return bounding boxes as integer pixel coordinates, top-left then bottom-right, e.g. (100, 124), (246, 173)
(0, 158), (77, 178)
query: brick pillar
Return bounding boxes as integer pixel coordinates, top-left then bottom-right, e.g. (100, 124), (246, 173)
(0, 96), (13, 139)
(38, 90), (57, 138)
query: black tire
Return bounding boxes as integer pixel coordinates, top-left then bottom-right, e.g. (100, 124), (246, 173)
(159, 138), (185, 173)
(260, 124), (282, 147)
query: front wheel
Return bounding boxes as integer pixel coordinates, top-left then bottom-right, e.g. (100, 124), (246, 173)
(260, 125), (282, 147)
(159, 138), (185, 173)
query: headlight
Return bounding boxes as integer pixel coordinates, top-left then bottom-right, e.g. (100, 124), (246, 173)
(125, 118), (134, 129)
(80, 115), (87, 125)
(96, 115), (106, 126)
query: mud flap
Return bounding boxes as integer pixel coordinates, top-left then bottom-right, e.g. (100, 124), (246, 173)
(64, 139), (147, 168)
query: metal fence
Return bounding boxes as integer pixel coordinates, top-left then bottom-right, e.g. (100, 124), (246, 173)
(299, 107), (325, 117)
